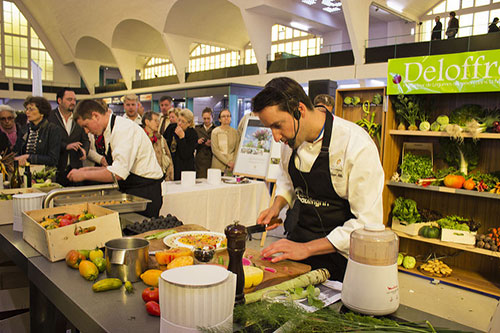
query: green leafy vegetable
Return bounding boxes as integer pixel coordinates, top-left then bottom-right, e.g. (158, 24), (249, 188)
(392, 197), (421, 224)
(437, 216), (470, 231)
(440, 138), (480, 175)
(449, 104), (483, 126)
(400, 152), (433, 183)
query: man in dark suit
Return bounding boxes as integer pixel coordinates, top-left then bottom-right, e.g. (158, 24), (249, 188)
(48, 88), (89, 186)
(431, 16), (442, 40)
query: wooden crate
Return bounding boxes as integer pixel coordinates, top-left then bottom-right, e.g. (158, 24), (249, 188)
(0, 188), (43, 225)
(22, 203), (122, 262)
(391, 217), (436, 236)
(441, 228), (476, 245)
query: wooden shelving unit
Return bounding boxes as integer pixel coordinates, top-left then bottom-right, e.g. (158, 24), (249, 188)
(335, 87), (386, 160)
(394, 230), (500, 258)
(389, 130), (500, 139)
(398, 265), (500, 298)
(382, 91), (500, 298)
(387, 180), (500, 200)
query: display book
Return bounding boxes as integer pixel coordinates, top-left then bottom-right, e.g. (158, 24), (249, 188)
(233, 116), (282, 182)
(382, 90), (500, 297)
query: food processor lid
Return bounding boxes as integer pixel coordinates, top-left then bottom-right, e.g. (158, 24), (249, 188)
(364, 223), (385, 231)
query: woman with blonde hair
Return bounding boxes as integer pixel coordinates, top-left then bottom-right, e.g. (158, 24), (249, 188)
(211, 109), (239, 175)
(142, 111), (174, 180)
(170, 108), (198, 180)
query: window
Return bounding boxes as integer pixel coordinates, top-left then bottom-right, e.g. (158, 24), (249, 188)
(475, 0), (490, 6)
(142, 57), (176, 79)
(474, 11), (489, 34)
(2, 1), (53, 80)
(447, 0), (460, 11)
(269, 24), (323, 60)
(433, 2), (446, 14)
(462, 0), (474, 8)
(423, 0), (500, 40)
(188, 43), (240, 73)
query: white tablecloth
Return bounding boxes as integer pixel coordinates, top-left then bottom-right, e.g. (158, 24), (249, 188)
(160, 179), (271, 233)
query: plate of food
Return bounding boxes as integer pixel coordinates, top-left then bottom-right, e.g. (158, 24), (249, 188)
(163, 231), (227, 251)
(222, 176), (250, 184)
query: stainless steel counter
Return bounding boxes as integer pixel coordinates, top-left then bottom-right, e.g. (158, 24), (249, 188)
(0, 226), (482, 333)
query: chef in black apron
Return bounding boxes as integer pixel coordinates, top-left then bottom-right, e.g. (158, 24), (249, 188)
(253, 77), (384, 282)
(68, 99), (164, 218)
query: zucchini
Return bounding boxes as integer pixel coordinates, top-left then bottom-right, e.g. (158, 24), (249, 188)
(244, 269), (330, 304)
(92, 278), (123, 292)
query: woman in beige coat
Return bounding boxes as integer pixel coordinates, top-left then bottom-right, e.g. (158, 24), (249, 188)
(211, 109), (239, 175)
(142, 111), (174, 181)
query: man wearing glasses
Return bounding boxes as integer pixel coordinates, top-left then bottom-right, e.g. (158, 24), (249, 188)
(0, 105), (19, 151)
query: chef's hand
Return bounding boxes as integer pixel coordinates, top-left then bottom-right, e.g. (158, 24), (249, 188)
(175, 126), (185, 139)
(227, 161), (235, 171)
(67, 168), (86, 182)
(197, 138), (205, 145)
(205, 139), (211, 147)
(14, 154), (30, 166)
(261, 239), (310, 263)
(67, 142), (82, 151)
(257, 206), (280, 230)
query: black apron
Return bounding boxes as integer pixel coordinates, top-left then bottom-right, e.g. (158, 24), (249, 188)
(286, 110), (355, 281)
(106, 114), (163, 218)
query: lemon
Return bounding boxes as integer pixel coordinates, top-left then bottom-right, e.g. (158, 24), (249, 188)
(243, 266), (264, 289)
(140, 269), (162, 287)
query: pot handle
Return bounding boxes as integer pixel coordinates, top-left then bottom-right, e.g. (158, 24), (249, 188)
(110, 250), (126, 265)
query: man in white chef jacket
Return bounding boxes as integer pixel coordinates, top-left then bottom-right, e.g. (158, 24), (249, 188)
(255, 77), (384, 281)
(68, 99), (164, 217)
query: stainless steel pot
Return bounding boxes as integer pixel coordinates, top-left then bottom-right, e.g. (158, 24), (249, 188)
(105, 238), (149, 282)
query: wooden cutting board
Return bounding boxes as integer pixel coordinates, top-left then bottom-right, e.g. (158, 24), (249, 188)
(134, 225), (311, 293)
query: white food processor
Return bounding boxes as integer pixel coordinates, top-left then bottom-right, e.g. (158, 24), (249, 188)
(341, 223), (400, 316)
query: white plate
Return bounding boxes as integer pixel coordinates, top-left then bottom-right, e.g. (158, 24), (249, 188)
(163, 231), (227, 251)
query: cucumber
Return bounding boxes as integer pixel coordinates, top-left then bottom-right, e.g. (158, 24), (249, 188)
(124, 281), (134, 294)
(92, 278), (123, 292)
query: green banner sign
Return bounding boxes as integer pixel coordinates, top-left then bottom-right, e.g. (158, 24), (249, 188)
(387, 49), (500, 95)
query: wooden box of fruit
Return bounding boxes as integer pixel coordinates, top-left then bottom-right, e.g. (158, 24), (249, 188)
(391, 217), (435, 236)
(22, 203), (121, 262)
(440, 228), (476, 245)
(0, 188), (43, 225)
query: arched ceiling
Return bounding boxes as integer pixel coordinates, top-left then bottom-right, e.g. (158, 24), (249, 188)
(112, 19), (169, 56)
(75, 36), (116, 64)
(164, 0), (249, 50)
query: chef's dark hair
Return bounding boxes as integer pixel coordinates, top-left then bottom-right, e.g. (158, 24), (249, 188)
(252, 77), (314, 117)
(56, 87), (75, 103)
(74, 99), (106, 120)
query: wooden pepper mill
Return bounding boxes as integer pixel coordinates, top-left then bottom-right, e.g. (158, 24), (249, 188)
(224, 220), (247, 305)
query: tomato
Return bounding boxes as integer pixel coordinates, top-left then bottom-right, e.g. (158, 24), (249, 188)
(142, 287), (159, 303)
(59, 218), (72, 227)
(145, 301), (160, 316)
(65, 250), (86, 269)
(63, 214), (74, 221)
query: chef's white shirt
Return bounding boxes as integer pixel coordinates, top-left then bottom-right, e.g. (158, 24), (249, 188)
(276, 115), (384, 257)
(104, 115), (163, 180)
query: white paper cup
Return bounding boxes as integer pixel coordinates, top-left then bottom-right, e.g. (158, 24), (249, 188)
(207, 168), (221, 185)
(13, 192), (46, 232)
(181, 171), (196, 187)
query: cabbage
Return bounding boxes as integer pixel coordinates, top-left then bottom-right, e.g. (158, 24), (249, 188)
(344, 97), (352, 105)
(419, 121), (430, 131)
(430, 121), (440, 131)
(352, 96), (361, 105)
(436, 115), (449, 125)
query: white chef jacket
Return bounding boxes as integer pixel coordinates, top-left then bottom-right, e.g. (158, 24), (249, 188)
(276, 116), (384, 257)
(104, 116), (163, 180)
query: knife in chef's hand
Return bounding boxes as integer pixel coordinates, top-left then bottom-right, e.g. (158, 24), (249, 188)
(246, 218), (283, 235)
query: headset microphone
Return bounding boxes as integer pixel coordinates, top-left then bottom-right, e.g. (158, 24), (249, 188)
(287, 110), (301, 149)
